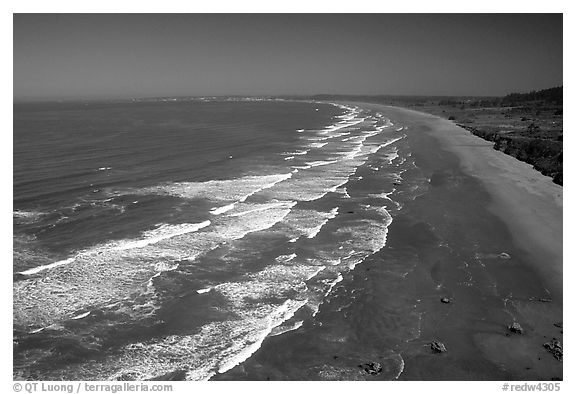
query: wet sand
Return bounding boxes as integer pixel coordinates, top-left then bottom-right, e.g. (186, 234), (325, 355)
(213, 103), (562, 381)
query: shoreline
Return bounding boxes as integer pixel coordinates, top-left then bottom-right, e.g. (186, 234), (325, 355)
(215, 100), (563, 380)
(347, 102), (563, 302)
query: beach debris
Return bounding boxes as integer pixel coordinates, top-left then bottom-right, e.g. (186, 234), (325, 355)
(440, 297), (451, 304)
(430, 340), (447, 353)
(358, 362), (383, 375)
(543, 339), (563, 361)
(539, 298), (552, 303)
(508, 322), (524, 334)
(553, 322), (563, 329)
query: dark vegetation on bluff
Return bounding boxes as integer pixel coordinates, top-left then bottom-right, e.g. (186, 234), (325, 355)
(308, 87), (563, 185)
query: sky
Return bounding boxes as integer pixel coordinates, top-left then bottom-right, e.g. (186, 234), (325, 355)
(13, 13), (563, 100)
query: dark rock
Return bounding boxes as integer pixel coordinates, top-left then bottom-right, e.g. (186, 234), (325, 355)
(358, 362), (383, 375)
(440, 297), (451, 304)
(508, 322), (524, 334)
(543, 339), (563, 361)
(430, 340), (447, 353)
(553, 322), (563, 329)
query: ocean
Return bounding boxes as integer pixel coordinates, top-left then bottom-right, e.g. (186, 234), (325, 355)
(13, 98), (421, 380)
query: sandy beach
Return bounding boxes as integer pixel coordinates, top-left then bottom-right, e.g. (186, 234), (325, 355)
(359, 103), (563, 300)
(215, 102), (563, 381)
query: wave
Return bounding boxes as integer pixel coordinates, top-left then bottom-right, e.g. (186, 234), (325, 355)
(227, 201), (296, 218)
(307, 142), (328, 148)
(133, 173), (293, 204)
(18, 257), (76, 276)
(113, 221), (211, 251)
(18, 221), (212, 277)
(14, 101), (411, 380)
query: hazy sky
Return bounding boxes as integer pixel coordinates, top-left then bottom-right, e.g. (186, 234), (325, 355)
(13, 14), (563, 99)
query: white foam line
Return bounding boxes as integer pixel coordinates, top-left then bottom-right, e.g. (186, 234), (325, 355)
(394, 355), (405, 380)
(217, 299), (308, 374)
(238, 173), (293, 203)
(311, 272), (345, 318)
(19, 257), (76, 276)
(306, 266), (326, 281)
(70, 311), (91, 320)
(113, 221), (211, 251)
(147, 272), (161, 287)
(373, 135), (405, 153)
(324, 273), (344, 297)
(210, 203), (236, 215)
(306, 208), (339, 239)
(324, 118), (365, 132)
(369, 188), (397, 203)
(305, 160), (339, 167)
(228, 202), (296, 218)
(269, 320), (304, 337)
